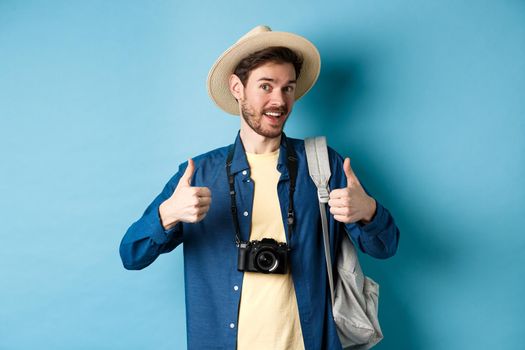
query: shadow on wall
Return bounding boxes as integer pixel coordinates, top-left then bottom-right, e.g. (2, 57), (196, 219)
(301, 50), (457, 349)
(302, 57), (369, 134)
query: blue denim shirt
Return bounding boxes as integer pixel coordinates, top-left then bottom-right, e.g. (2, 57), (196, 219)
(119, 132), (399, 350)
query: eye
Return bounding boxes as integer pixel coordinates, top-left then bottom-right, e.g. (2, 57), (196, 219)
(283, 85), (295, 94)
(260, 83), (271, 91)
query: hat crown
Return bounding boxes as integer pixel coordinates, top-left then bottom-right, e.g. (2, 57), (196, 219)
(238, 25), (272, 42)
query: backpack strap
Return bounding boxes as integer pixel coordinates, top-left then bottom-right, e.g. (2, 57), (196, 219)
(306, 137), (384, 348)
(304, 136), (335, 307)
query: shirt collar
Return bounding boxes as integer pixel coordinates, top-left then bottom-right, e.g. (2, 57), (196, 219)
(229, 131), (291, 180)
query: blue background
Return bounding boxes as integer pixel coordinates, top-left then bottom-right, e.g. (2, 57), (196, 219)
(1, 1), (524, 349)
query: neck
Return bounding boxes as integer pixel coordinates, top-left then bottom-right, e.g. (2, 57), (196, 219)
(239, 124), (282, 154)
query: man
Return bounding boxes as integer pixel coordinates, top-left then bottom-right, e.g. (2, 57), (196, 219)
(120, 25), (399, 350)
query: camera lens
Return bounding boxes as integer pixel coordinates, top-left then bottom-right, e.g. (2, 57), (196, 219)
(255, 249), (278, 272)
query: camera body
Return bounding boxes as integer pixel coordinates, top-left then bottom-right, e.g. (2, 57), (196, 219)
(237, 238), (289, 274)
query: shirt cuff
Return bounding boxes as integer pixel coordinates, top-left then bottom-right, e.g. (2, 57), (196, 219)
(357, 202), (387, 236)
(149, 209), (180, 244)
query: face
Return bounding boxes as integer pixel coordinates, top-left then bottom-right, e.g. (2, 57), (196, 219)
(231, 62), (297, 139)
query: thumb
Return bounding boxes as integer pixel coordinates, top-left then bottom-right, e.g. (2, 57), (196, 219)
(343, 157), (360, 187)
(179, 159), (195, 187)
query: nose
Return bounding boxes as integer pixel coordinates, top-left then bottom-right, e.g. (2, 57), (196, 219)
(269, 89), (286, 107)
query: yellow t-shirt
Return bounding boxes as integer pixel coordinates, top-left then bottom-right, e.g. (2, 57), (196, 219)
(237, 149), (305, 350)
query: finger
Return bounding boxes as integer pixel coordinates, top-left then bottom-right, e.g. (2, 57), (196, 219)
(180, 159), (195, 187)
(328, 197), (350, 208)
(193, 186), (212, 198)
(334, 214), (357, 224)
(333, 214), (349, 223)
(196, 212), (208, 222)
(330, 206), (352, 216)
(343, 157), (360, 187)
(188, 208), (208, 222)
(196, 196), (212, 207)
(329, 188), (350, 200)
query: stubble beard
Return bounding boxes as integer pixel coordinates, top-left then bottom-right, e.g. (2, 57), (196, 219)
(240, 99), (289, 139)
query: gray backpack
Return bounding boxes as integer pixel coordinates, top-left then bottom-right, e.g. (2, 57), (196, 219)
(305, 136), (383, 350)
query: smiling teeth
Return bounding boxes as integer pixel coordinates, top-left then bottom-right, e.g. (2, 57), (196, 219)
(265, 112), (281, 117)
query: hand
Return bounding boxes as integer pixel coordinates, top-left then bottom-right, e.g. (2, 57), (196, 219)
(159, 159), (212, 229)
(328, 157), (377, 224)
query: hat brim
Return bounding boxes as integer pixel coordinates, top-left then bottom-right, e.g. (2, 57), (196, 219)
(207, 31), (321, 115)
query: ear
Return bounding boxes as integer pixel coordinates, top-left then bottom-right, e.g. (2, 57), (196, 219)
(229, 74), (244, 101)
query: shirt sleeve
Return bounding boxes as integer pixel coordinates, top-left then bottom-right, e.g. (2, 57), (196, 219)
(119, 163), (187, 270)
(345, 200), (400, 259)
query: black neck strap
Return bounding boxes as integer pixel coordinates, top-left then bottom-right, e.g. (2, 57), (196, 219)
(225, 135), (298, 247)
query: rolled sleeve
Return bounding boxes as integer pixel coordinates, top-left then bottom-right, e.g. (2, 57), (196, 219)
(345, 201), (399, 259)
(357, 201), (387, 236)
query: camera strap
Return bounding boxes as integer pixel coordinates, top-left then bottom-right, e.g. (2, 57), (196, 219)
(225, 134), (298, 247)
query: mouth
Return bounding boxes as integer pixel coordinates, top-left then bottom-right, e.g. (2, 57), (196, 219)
(263, 109), (287, 124)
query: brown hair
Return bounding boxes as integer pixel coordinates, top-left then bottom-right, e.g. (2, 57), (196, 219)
(233, 46), (303, 86)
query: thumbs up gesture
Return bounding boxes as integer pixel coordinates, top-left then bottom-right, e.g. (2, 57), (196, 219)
(328, 158), (377, 224)
(159, 159), (212, 230)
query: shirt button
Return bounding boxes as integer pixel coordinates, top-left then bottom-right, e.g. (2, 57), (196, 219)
(243, 211), (249, 217)
(233, 285), (239, 291)
(242, 170), (247, 175)
(230, 323), (235, 329)
(246, 179), (250, 182)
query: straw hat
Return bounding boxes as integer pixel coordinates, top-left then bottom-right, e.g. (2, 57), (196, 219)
(207, 25), (321, 115)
